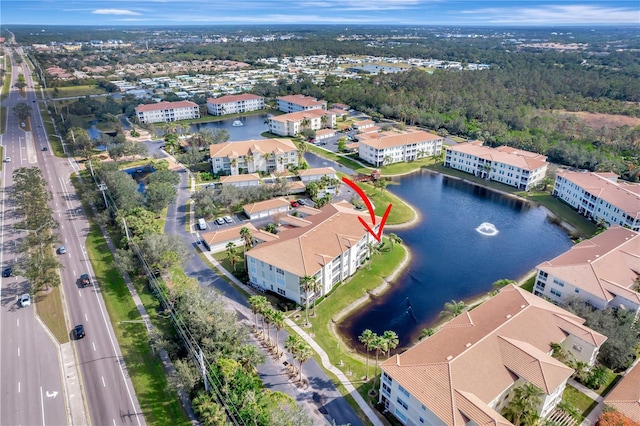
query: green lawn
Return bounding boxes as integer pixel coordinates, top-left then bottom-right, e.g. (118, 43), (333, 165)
(355, 181), (416, 225)
(48, 85), (107, 98)
(72, 176), (190, 426)
(0, 106), (6, 134)
(35, 286), (69, 344)
(520, 275), (536, 293)
(562, 385), (598, 424)
(378, 156), (436, 175)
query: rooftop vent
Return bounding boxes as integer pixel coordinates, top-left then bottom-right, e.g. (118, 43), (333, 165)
(506, 314), (512, 319)
(465, 343), (472, 348)
(520, 304), (526, 309)
(446, 355), (453, 361)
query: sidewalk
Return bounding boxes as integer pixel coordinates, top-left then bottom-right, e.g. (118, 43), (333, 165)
(568, 379), (603, 426)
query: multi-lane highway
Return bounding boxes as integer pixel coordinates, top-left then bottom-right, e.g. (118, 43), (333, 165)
(1, 47), (145, 426)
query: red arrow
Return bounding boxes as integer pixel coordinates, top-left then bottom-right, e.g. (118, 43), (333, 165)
(342, 177), (393, 242)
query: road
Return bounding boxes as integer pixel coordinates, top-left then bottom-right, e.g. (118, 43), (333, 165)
(1, 47), (146, 426)
(160, 147), (363, 426)
(0, 47), (69, 426)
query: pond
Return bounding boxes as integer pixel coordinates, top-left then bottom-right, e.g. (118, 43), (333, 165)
(190, 113), (272, 141)
(338, 170), (572, 352)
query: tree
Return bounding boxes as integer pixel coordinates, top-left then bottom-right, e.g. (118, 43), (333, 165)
(13, 102), (32, 121)
(294, 341), (312, 382)
(163, 133), (180, 154)
(366, 241), (381, 269)
(145, 181), (177, 213)
(271, 310), (286, 356)
(597, 408), (635, 426)
(502, 383), (543, 426)
(383, 330), (399, 358)
(374, 178), (389, 193)
(299, 275), (316, 326)
(225, 242), (239, 271)
(388, 233), (402, 250)
(138, 233), (190, 272)
(371, 334), (388, 389)
(419, 328), (435, 340)
(359, 329), (376, 380)
(439, 300), (467, 320)
(248, 295), (268, 329)
(192, 392), (228, 426)
(285, 334), (303, 374)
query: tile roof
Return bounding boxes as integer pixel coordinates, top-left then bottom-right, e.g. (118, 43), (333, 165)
(556, 171), (640, 218)
(207, 94), (262, 104)
(278, 94), (326, 108)
(209, 139), (297, 159)
(246, 201), (375, 277)
(135, 100), (198, 112)
(381, 285), (607, 426)
(604, 361), (640, 422)
(536, 226), (640, 305)
(269, 109), (329, 123)
(447, 141), (547, 171)
(358, 130), (442, 149)
(353, 119), (375, 127)
(297, 167), (337, 177)
(219, 173), (260, 184)
(243, 197), (290, 214)
(201, 223), (258, 247)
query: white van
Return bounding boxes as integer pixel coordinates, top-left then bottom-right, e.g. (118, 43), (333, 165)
(198, 218), (207, 231)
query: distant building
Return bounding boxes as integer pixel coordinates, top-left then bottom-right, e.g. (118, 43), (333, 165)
(552, 171), (640, 231)
(268, 109), (336, 137)
(206, 94), (264, 116)
(209, 139), (298, 175)
(135, 100), (200, 124)
(534, 226), (640, 315)
(358, 130), (443, 167)
(380, 285), (607, 426)
(243, 197), (291, 220)
(444, 141), (548, 191)
(352, 119), (375, 131)
(277, 94), (327, 113)
(219, 174), (261, 187)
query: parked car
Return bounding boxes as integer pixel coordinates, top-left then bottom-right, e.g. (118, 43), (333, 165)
(57, 246), (67, 254)
(4, 157), (11, 163)
(72, 324), (85, 339)
(2, 267), (11, 277)
(290, 201), (299, 208)
(41, 146), (48, 151)
(19, 293), (31, 307)
(215, 217), (225, 225)
(297, 199), (306, 206)
(80, 274), (90, 287)
(223, 215), (233, 224)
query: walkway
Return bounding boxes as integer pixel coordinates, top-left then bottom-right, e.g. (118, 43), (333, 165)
(568, 379), (604, 426)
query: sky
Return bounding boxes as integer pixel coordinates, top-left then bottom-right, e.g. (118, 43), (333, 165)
(1, 0), (639, 26)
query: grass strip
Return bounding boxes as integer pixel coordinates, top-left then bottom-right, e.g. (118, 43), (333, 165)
(35, 286), (69, 344)
(562, 385), (598, 424)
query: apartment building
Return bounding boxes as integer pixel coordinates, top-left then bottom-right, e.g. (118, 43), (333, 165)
(268, 109), (336, 137)
(380, 285), (606, 426)
(246, 201), (378, 304)
(209, 139), (298, 175)
(135, 100), (200, 123)
(277, 94), (327, 113)
(534, 226), (640, 315)
(603, 361), (640, 423)
(552, 170), (640, 231)
(358, 130), (444, 167)
(444, 141), (548, 191)
(206, 94), (264, 116)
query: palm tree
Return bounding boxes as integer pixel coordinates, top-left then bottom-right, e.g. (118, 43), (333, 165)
(300, 117), (311, 133)
(383, 330), (399, 358)
(366, 241), (381, 270)
(388, 233), (403, 250)
(296, 140), (309, 165)
(382, 155), (393, 167)
(299, 275), (316, 326)
(308, 275), (321, 317)
(271, 310), (286, 356)
(225, 242), (239, 271)
(263, 305), (274, 342)
(418, 328), (435, 340)
(285, 334), (302, 373)
(502, 383), (544, 426)
(295, 341), (313, 382)
(248, 295), (268, 328)
(359, 329), (376, 380)
(320, 114), (328, 129)
(372, 334), (388, 389)
(439, 300), (467, 319)
(239, 226), (254, 269)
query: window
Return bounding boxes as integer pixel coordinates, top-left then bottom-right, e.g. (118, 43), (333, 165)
(382, 383), (391, 396)
(574, 288), (580, 293)
(398, 385), (410, 398)
(277, 288), (286, 296)
(276, 268), (284, 275)
(550, 289), (562, 298)
(394, 409), (407, 424)
(396, 397), (408, 410)
(383, 372), (392, 384)
(420, 417), (425, 424)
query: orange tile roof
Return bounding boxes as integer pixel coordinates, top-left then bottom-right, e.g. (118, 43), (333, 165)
(209, 139), (297, 159)
(604, 361), (640, 422)
(536, 226), (640, 305)
(219, 173), (260, 184)
(358, 130), (442, 149)
(557, 171), (640, 218)
(270, 109), (328, 123)
(135, 100), (198, 112)
(381, 285), (606, 426)
(297, 167), (337, 177)
(247, 202), (376, 277)
(243, 197), (290, 214)
(447, 141), (547, 171)
(201, 223), (258, 247)
(207, 94), (262, 104)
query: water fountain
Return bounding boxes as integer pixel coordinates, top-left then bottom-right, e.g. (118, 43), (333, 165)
(476, 222), (499, 236)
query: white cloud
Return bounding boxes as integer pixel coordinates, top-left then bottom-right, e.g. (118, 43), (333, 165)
(461, 5), (639, 24)
(92, 9), (142, 16)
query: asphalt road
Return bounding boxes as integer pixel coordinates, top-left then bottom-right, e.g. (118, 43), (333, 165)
(161, 152), (363, 426)
(1, 47), (146, 426)
(0, 48), (68, 426)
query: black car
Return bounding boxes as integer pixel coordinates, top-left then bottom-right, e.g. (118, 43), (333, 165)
(73, 324), (85, 339)
(41, 146), (48, 151)
(80, 274), (90, 287)
(2, 267), (11, 277)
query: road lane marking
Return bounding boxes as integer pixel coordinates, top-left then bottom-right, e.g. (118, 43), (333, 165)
(18, 382), (20, 393)
(92, 342), (96, 352)
(40, 386), (46, 426)
(85, 314), (88, 321)
(17, 347), (20, 357)
(101, 376), (106, 387)
(16, 319), (19, 327)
